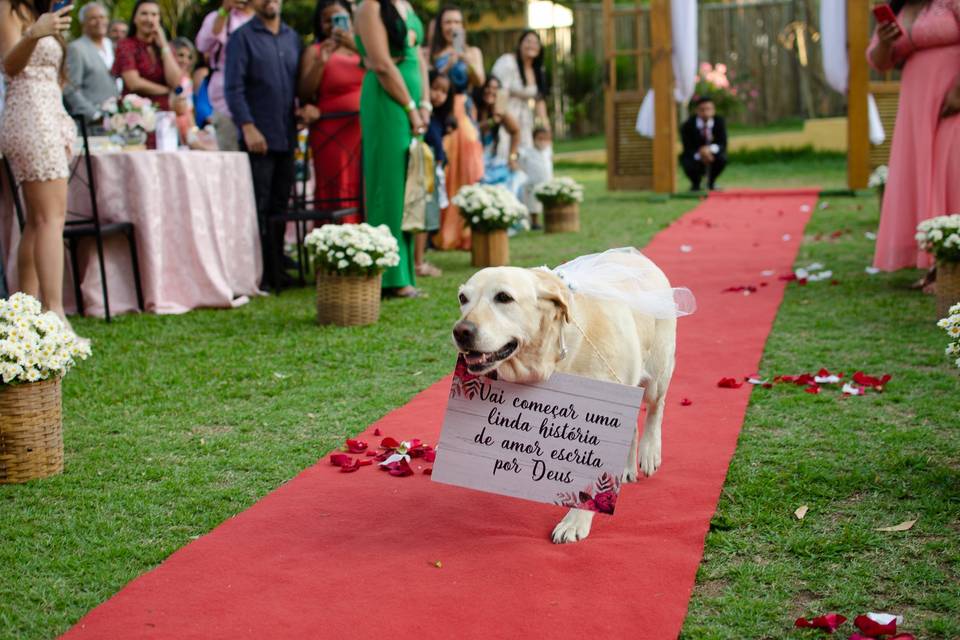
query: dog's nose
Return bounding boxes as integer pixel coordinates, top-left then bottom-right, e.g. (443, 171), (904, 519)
(453, 321), (478, 348)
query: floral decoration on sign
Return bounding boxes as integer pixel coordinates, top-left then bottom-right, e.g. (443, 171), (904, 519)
(450, 355), (497, 399)
(554, 472), (620, 515)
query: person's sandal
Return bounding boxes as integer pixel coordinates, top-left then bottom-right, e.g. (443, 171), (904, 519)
(416, 262), (443, 277)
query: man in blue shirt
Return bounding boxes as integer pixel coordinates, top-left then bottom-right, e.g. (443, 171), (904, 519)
(225, 0), (301, 289)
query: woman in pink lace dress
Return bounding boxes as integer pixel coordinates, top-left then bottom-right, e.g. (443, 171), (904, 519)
(0, 0), (76, 326)
(869, 0), (960, 275)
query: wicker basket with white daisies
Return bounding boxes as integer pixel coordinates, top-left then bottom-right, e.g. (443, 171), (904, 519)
(1, 293), (91, 483)
(304, 223), (400, 326)
(534, 177), (585, 234)
(915, 214), (960, 317)
(938, 302), (960, 372)
(452, 184), (528, 268)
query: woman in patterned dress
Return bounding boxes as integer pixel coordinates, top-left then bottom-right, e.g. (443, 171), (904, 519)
(0, 0), (76, 326)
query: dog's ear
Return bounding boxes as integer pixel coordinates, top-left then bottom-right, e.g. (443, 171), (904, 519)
(531, 269), (571, 323)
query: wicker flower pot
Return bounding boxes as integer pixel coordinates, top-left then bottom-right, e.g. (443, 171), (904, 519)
(0, 377), (63, 483)
(316, 270), (382, 326)
(544, 201), (580, 233)
(937, 260), (960, 319)
(471, 229), (509, 267)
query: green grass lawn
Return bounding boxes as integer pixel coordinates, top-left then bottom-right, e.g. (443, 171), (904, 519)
(2, 160), (958, 639)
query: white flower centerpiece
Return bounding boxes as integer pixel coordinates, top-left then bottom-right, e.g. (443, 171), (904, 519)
(0, 293), (92, 483)
(916, 214), (960, 317)
(534, 177), (585, 234)
(938, 302), (960, 371)
(452, 184), (528, 267)
(304, 223), (400, 326)
(102, 95), (157, 147)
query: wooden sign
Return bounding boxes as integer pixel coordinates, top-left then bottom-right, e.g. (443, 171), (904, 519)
(431, 359), (644, 515)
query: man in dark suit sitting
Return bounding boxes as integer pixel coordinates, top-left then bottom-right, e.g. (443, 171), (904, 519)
(680, 96), (728, 191)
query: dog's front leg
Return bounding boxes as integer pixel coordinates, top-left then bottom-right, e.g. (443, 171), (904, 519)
(638, 395), (665, 476)
(621, 426), (640, 483)
(551, 508), (595, 543)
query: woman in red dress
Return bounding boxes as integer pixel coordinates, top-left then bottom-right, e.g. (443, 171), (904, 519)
(112, 0), (182, 111)
(298, 0), (364, 224)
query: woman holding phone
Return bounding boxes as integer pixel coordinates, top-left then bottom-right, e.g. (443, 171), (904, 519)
(355, 0), (428, 297)
(298, 0), (363, 223)
(868, 0), (960, 279)
(112, 0), (182, 110)
(430, 5), (484, 251)
(0, 0), (79, 329)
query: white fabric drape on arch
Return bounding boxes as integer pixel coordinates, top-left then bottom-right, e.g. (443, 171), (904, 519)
(820, 0), (886, 145)
(635, 0), (697, 138)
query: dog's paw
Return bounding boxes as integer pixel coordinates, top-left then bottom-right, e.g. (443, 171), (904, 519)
(621, 465), (639, 483)
(638, 439), (661, 477)
(551, 510), (594, 544)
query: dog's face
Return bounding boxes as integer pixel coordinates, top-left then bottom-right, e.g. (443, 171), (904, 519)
(452, 267), (570, 381)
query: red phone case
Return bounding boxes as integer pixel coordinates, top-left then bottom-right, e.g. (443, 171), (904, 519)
(872, 4), (897, 24)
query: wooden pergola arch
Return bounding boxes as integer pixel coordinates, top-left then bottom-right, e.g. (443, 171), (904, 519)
(606, 0), (894, 193)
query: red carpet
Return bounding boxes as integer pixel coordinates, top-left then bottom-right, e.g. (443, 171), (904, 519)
(63, 189), (818, 639)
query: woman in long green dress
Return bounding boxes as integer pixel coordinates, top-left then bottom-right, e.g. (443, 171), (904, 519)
(355, 0), (429, 297)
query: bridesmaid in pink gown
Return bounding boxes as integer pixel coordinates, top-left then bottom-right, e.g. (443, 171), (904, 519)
(869, 0), (960, 272)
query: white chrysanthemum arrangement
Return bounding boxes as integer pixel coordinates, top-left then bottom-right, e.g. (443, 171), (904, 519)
(453, 184), (529, 232)
(0, 293), (91, 385)
(915, 214), (960, 263)
(938, 302), (960, 369)
(868, 165), (888, 188)
(101, 95), (158, 135)
(534, 177), (585, 205)
(304, 223), (400, 277)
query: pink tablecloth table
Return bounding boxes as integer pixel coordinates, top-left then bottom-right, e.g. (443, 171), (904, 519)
(1, 150), (262, 317)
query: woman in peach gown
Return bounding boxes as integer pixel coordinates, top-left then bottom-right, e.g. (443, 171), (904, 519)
(869, 0), (960, 274)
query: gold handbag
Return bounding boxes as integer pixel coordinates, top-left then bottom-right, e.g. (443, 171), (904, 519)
(402, 138), (435, 233)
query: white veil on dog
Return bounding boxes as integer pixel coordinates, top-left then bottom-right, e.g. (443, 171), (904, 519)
(546, 248), (696, 319)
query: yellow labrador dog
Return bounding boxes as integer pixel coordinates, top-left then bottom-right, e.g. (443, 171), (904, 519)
(452, 251), (679, 543)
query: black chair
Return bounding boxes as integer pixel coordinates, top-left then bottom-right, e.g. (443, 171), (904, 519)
(0, 157), (20, 299)
(63, 115), (144, 321)
(267, 111), (363, 291)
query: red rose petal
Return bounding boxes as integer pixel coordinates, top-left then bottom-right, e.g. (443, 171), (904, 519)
(804, 385), (821, 395)
(423, 468), (433, 475)
(380, 437), (401, 449)
(339, 459), (361, 473)
(680, 398), (693, 406)
(329, 453), (352, 467)
(345, 438), (368, 453)
(386, 459), (414, 477)
(795, 613), (847, 631)
(373, 428), (381, 436)
(365, 450), (377, 457)
(357, 459), (373, 466)
(854, 615), (897, 637)
(717, 377), (743, 389)
(424, 448), (437, 462)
